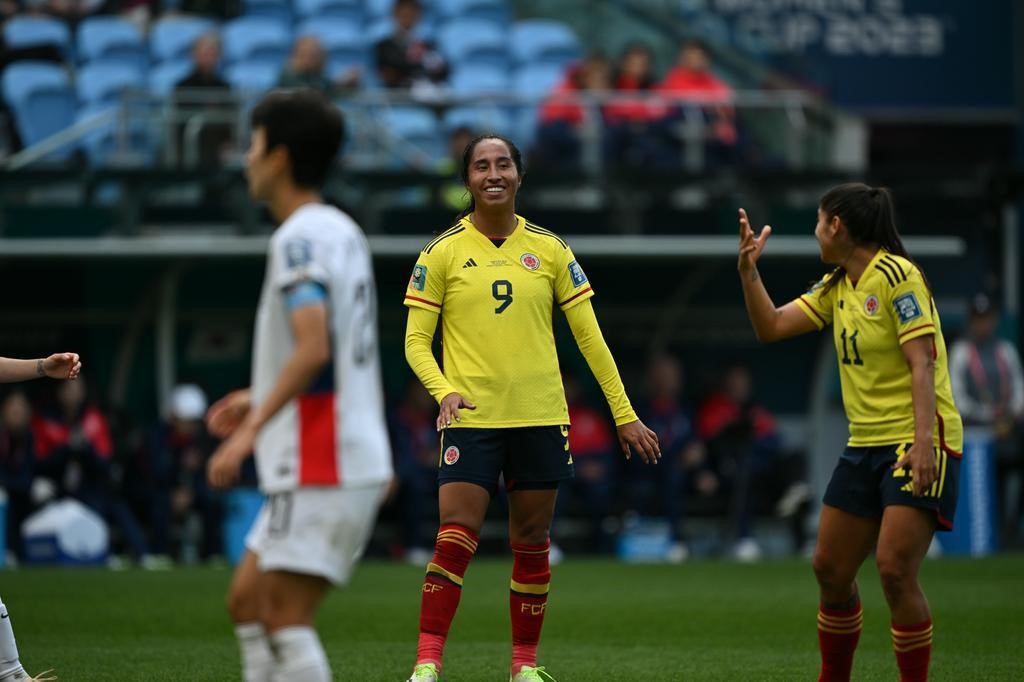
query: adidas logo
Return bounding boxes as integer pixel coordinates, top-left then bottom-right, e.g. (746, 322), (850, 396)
(463, 258), (478, 268)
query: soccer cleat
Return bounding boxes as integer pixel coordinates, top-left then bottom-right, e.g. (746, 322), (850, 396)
(406, 662), (439, 681)
(28, 672), (57, 682)
(510, 665), (557, 681)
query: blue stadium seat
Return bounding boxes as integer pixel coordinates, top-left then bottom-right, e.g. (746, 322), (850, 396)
(382, 106), (443, 167)
(437, 19), (507, 70)
(243, 0), (294, 24)
(294, 0), (364, 23)
(149, 59), (193, 96)
(76, 17), (146, 65)
(76, 61), (145, 105)
(1, 61), (76, 158)
(151, 16), (217, 62)
(510, 20), (581, 69)
(366, 0), (394, 21)
(442, 105), (513, 137)
(433, 0), (508, 25)
(296, 19), (365, 64)
(225, 61), (280, 93)
(222, 17), (291, 69)
(511, 63), (565, 97)
(77, 103), (155, 167)
(450, 64), (509, 97)
(3, 16), (72, 55)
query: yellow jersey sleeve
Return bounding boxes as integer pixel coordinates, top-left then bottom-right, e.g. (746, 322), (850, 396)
(403, 240), (448, 311)
(890, 276), (936, 345)
(555, 246), (595, 311)
(404, 305), (455, 403)
(793, 272), (837, 330)
(565, 299), (638, 426)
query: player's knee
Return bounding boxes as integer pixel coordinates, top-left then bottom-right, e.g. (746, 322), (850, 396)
(811, 551), (847, 589)
(876, 554), (915, 600)
(226, 586), (258, 623)
(510, 521), (551, 546)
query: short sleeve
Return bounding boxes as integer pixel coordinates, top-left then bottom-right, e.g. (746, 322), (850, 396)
(890, 276), (936, 345)
(271, 235), (331, 290)
(555, 246), (595, 311)
(404, 247), (446, 311)
(792, 273), (836, 330)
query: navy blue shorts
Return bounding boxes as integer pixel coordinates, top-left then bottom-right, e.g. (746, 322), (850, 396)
(823, 443), (960, 531)
(437, 426), (574, 493)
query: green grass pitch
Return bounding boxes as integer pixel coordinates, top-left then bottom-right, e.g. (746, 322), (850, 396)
(3, 556), (1022, 680)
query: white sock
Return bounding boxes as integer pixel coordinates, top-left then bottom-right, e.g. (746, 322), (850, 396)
(269, 626), (331, 682)
(0, 599), (26, 680)
(234, 622), (274, 682)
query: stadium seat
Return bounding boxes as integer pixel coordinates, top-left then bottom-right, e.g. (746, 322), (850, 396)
(450, 64), (509, 97)
(222, 17), (291, 69)
(442, 105), (513, 137)
(433, 0), (508, 25)
(148, 59), (193, 96)
(1, 61), (76, 158)
(294, 0), (364, 23)
(381, 106), (443, 167)
(225, 61), (281, 93)
(511, 63), (565, 97)
(150, 16), (217, 62)
(437, 19), (508, 70)
(243, 0), (294, 24)
(296, 19), (366, 64)
(76, 17), (146, 65)
(3, 15), (72, 55)
(76, 103), (154, 166)
(76, 61), (145, 105)
(366, 0), (394, 20)
(510, 19), (581, 69)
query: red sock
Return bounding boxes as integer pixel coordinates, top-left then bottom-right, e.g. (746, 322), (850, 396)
(509, 541), (551, 675)
(817, 602), (863, 682)
(415, 524), (479, 671)
(892, 618), (932, 682)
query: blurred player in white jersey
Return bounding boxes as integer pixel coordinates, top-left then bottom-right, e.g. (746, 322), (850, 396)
(205, 90), (392, 682)
(1, 351), (81, 682)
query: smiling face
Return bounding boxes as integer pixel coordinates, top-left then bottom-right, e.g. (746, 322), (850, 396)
(465, 138), (521, 211)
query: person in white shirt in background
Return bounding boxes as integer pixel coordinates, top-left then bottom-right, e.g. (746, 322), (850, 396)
(949, 293), (1024, 547)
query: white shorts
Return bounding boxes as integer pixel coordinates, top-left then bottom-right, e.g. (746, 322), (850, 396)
(244, 484), (386, 585)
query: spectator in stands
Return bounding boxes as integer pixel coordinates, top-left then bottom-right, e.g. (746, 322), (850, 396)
(437, 125), (476, 211)
(627, 353), (708, 562)
(374, 0), (448, 96)
(131, 383), (221, 563)
(605, 42), (670, 167)
(534, 53), (612, 169)
(278, 35), (359, 94)
(174, 32), (234, 168)
(555, 373), (618, 554)
(387, 379), (439, 564)
(949, 293), (1024, 547)
(0, 390), (37, 559)
(658, 39), (737, 165)
(32, 377), (152, 564)
(696, 363), (781, 561)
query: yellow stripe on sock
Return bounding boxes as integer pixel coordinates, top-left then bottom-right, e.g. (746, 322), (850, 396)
(426, 562), (464, 586)
(437, 533), (478, 554)
(510, 579), (549, 595)
(891, 625), (933, 638)
(437, 529), (479, 548)
(892, 630), (933, 645)
(894, 638), (933, 653)
(818, 612), (863, 627)
(818, 624), (863, 635)
(512, 547), (549, 555)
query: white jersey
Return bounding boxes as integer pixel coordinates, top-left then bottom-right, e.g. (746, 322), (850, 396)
(251, 203), (393, 493)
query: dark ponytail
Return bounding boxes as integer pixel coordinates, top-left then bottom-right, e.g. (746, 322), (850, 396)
(450, 133), (525, 227)
(819, 183), (929, 293)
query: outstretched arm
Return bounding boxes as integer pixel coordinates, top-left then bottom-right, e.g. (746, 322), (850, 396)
(0, 353), (81, 383)
(737, 209), (818, 342)
(564, 300), (660, 463)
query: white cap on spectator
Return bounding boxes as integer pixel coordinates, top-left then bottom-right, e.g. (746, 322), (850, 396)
(171, 384), (208, 421)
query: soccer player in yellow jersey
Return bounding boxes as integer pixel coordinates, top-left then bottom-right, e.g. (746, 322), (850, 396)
(403, 135), (660, 682)
(737, 183), (962, 682)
